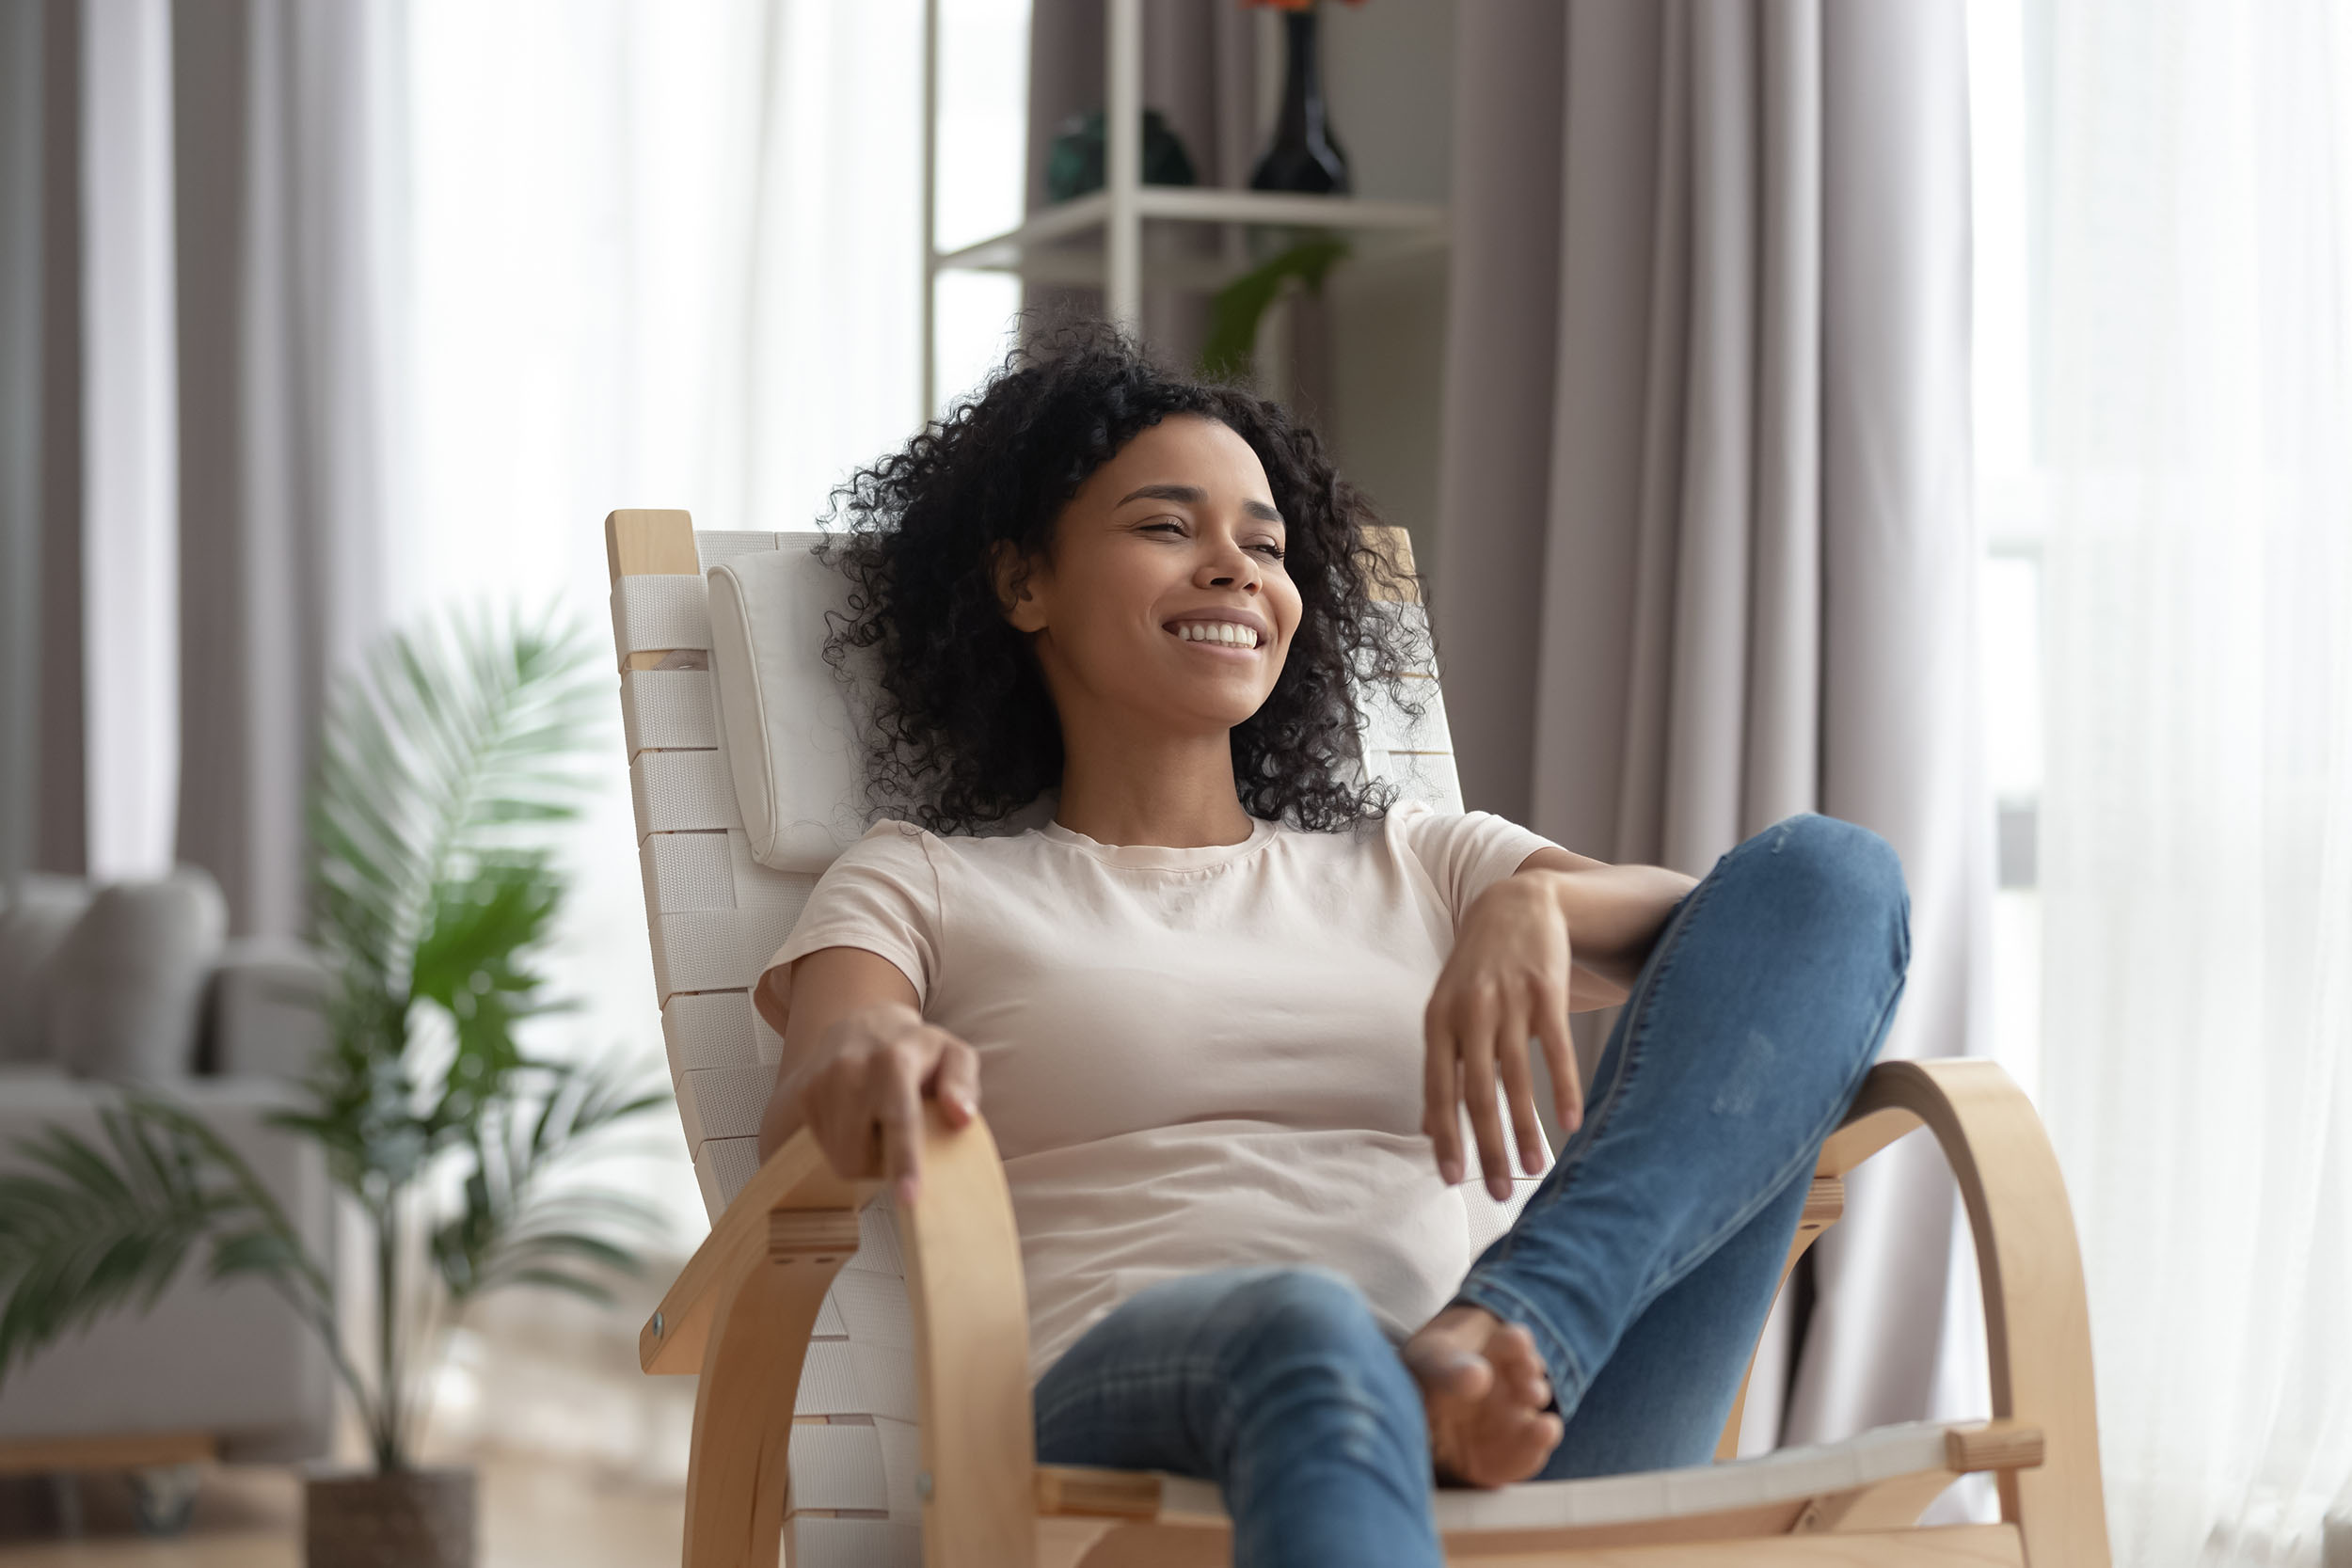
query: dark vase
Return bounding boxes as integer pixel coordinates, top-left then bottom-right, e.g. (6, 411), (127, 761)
(1045, 107), (1200, 204)
(1250, 8), (1351, 195)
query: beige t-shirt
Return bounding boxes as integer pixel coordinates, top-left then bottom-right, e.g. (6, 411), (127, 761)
(760, 800), (1562, 1385)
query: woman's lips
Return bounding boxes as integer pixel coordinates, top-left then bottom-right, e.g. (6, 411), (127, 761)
(1166, 625), (1262, 657)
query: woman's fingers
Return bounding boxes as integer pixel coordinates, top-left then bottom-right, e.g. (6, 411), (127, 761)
(805, 1062), (877, 1180)
(1533, 976), (1582, 1135)
(1459, 991), (1511, 1201)
(929, 1033), (981, 1126)
(800, 1019), (986, 1200)
(1493, 998), (1547, 1178)
(1422, 1007), (1464, 1182)
(875, 1042), (928, 1205)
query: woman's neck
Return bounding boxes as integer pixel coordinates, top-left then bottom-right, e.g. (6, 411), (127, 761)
(1053, 722), (1254, 849)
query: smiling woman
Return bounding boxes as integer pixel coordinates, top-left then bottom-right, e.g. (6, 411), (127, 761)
(810, 319), (1428, 838)
(733, 317), (1914, 1564)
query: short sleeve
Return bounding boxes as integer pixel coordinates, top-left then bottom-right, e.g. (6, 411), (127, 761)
(759, 820), (942, 1022)
(1388, 801), (1565, 927)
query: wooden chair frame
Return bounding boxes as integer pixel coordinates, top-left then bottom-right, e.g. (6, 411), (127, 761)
(609, 513), (2109, 1568)
(642, 1061), (2108, 1567)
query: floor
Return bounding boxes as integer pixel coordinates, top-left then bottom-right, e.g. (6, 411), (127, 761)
(0, 1452), (685, 1568)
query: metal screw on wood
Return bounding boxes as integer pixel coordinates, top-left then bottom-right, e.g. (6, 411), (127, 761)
(651, 1311), (664, 1338)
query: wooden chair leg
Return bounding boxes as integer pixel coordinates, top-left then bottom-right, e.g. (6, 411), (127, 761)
(1715, 1177), (1847, 1461)
(1821, 1060), (2111, 1568)
(898, 1103), (1040, 1566)
(681, 1210), (861, 1568)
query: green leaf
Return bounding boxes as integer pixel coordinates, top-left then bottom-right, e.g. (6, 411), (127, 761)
(211, 1228), (305, 1280)
(0, 1097), (333, 1392)
(419, 1052), (667, 1312)
(1200, 233), (1353, 382)
(299, 604), (604, 1196)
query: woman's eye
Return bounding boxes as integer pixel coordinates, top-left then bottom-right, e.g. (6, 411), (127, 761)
(1138, 517), (1279, 560)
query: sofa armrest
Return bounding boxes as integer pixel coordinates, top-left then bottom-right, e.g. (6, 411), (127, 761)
(0, 1077), (337, 1462)
(204, 939), (330, 1081)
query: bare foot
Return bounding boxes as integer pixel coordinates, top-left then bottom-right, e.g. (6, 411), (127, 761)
(1401, 1304), (1565, 1488)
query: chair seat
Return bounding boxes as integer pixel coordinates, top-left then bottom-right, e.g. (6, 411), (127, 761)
(1055, 1420), (2003, 1532)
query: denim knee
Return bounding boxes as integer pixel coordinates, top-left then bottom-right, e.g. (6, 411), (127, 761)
(1752, 815), (1907, 939)
(1212, 1266), (1399, 1375)
(1208, 1268), (1425, 1480)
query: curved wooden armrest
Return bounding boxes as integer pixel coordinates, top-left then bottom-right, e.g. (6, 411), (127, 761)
(640, 1128), (877, 1375)
(651, 1108), (1035, 1567)
(1817, 1059), (2111, 1568)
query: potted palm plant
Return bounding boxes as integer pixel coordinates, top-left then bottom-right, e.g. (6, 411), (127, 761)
(0, 610), (669, 1567)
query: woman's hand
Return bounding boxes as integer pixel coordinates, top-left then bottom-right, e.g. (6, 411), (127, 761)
(1422, 853), (1700, 1197)
(1423, 871), (1582, 1200)
(787, 999), (981, 1205)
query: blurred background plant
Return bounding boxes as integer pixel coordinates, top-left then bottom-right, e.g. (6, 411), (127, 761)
(1200, 231), (1351, 382)
(0, 609), (668, 1474)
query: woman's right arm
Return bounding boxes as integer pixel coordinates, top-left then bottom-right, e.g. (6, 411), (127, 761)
(754, 945), (981, 1204)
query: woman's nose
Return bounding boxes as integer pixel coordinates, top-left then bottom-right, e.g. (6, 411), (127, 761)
(1197, 541), (1261, 592)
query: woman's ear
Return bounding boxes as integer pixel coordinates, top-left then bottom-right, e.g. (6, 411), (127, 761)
(991, 541), (1047, 633)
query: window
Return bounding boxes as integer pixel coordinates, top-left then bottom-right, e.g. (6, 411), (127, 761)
(1971, 0), (2044, 1106)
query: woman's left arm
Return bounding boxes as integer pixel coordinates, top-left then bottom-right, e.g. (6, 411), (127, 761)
(1423, 847), (1697, 1198)
(1515, 847), (1699, 996)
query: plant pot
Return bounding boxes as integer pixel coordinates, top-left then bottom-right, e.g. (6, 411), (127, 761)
(305, 1467), (475, 1568)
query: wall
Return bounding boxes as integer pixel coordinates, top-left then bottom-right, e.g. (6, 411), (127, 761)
(1263, 0), (1455, 578)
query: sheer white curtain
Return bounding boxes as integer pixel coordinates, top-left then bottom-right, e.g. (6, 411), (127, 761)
(403, 0), (1027, 1202)
(400, 0), (1027, 1463)
(2025, 2), (2352, 1561)
(80, 0), (179, 882)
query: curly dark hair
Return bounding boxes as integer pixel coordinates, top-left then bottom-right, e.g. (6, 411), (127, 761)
(813, 318), (1432, 834)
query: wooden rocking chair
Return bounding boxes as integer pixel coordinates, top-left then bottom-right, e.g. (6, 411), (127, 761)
(607, 509), (2109, 1568)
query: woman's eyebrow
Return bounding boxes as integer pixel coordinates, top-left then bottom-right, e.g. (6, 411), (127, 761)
(1116, 483), (1283, 524)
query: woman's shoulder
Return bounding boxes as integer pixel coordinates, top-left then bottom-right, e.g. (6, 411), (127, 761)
(1260, 801), (1433, 865)
(1355, 800), (1552, 876)
(843, 816), (1045, 870)
(842, 817), (934, 854)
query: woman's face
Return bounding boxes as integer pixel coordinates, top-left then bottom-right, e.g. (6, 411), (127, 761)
(997, 414), (1303, 737)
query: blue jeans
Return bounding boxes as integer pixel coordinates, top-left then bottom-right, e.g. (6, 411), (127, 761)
(1029, 814), (1912, 1567)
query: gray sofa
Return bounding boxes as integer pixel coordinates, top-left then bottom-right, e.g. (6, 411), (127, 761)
(0, 869), (337, 1485)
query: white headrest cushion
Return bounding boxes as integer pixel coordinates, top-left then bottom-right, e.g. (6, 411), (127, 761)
(705, 537), (880, 873)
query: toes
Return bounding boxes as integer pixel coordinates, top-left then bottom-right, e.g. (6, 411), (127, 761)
(1498, 1408), (1564, 1479)
(1452, 1405), (1565, 1489)
(1493, 1323), (1540, 1365)
(1405, 1339), (1493, 1402)
(1488, 1324), (1550, 1406)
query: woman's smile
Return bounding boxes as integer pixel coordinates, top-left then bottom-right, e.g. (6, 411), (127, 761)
(1163, 608), (1270, 657)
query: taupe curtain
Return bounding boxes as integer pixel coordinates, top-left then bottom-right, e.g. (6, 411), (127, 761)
(172, 0), (402, 937)
(1, 0), (399, 928)
(0, 0), (87, 885)
(0, 0), (34, 888)
(1434, 0), (1986, 1464)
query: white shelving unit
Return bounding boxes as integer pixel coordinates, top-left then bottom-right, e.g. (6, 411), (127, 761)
(919, 0), (1449, 417)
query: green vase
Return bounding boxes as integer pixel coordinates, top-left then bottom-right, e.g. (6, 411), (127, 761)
(1046, 108), (1199, 204)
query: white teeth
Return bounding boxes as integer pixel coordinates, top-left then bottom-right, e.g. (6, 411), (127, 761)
(1173, 621), (1258, 648)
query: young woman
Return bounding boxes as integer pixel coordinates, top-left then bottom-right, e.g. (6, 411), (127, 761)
(751, 324), (1909, 1566)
